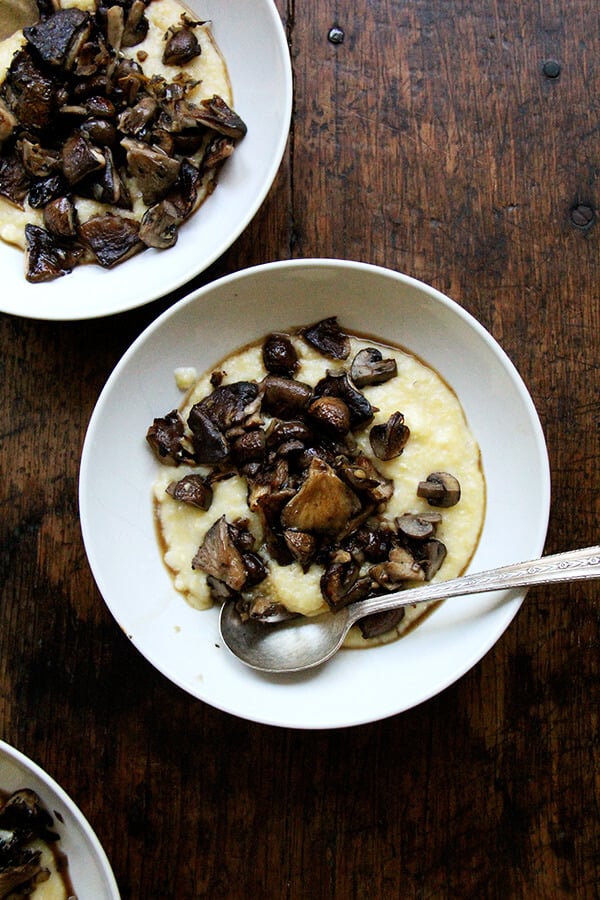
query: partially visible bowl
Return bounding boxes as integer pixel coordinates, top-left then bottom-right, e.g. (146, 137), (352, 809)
(79, 259), (551, 729)
(0, 740), (120, 897)
(0, 0), (292, 320)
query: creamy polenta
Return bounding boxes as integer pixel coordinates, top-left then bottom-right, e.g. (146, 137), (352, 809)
(149, 323), (486, 647)
(0, 0), (243, 278)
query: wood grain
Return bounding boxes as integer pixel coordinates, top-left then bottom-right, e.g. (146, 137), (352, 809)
(1, 0), (599, 897)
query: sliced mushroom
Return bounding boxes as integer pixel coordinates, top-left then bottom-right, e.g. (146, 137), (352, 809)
(369, 411), (410, 460)
(121, 138), (181, 205)
(121, 0), (149, 47)
(146, 409), (194, 465)
(193, 94), (247, 139)
(337, 454), (394, 504)
(2, 49), (57, 131)
(350, 347), (398, 387)
(321, 552), (372, 611)
(231, 429), (266, 467)
(395, 512), (442, 541)
(61, 132), (105, 185)
(301, 316), (350, 359)
(28, 174), (64, 208)
(193, 381), (260, 432)
(280, 457), (361, 536)
(369, 547), (425, 589)
(186, 407), (228, 465)
(283, 529), (318, 569)
(20, 139), (60, 178)
(24, 223), (82, 282)
(78, 213), (142, 267)
(202, 134), (235, 169)
(417, 471), (461, 508)
(358, 607), (406, 639)
(192, 515), (248, 591)
(417, 538), (447, 580)
(166, 473), (213, 509)
(118, 96), (158, 135)
(0, 149), (30, 206)
(262, 332), (299, 376)
(43, 195), (77, 237)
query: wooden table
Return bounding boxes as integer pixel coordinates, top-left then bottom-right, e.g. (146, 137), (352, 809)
(1, 0), (599, 896)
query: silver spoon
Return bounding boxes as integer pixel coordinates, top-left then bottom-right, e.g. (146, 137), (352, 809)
(219, 545), (600, 673)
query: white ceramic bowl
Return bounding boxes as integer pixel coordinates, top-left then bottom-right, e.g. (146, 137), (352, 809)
(0, 740), (120, 897)
(0, 0), (292, 320)
(79, 259), (551, 729)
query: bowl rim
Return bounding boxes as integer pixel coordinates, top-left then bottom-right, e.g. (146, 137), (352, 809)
(80, 258), (552, 728)
(0, 739), (121, 898)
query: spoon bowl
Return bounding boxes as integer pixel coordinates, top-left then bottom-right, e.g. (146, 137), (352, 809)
(220, 546), (600, 673)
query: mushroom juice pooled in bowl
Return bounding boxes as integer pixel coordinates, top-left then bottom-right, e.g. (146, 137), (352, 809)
(0, 0), (246, 281)
(146, 317), (486, 647)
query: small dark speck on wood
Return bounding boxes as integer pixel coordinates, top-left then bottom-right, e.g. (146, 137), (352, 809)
(570, 204), (595, 229)
(542, 59), (561, 78)
(328, 25), (345, 44)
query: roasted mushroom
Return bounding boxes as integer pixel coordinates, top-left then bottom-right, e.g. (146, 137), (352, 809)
(417, 471), (461, 508)
(280, 457), (361, 536)
(163, 19), (202, 66)
(369, 411), (410, 460)
(24, 223), (82, 282)
(78, 213), (142, 267)
(146, 409), (195, 465)
(351, 346), (398, 387)
(166, 473), (213, 509)
(262, 332), (299, 376)
(301, 316), (350, 359)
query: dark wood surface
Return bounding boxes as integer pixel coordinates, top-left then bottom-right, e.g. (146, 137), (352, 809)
(1, 1), (599, 897)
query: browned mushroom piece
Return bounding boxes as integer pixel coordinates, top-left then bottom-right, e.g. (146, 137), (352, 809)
(280, 457), (361, 536)
(121, 0), (149, 47)
(313, 369), (374, 428)
(118, 96), (158, 136)
(78, 213), (142, 267)
(186, 407), (228, 465)
(87, 146), (131, 207)
(283, 528), (318, 569)
(417, 538), (447, 580)
(139, 200), (179, 249)
(23, 8), (91, 69)
(417, 471), (461, 507)
(43, 195), (77, 237)
(301, 316), (350, 359)
(261, 374), (313, 419)
(146, 408), (195, 465)
(369, 547), (425, 589)
(121, 137), (181, 204)
(166, 473), (213, 509)
(395, 511), (442, 541)
(194, 94), (247, 139)
(24, 223), (82, 282)
(192, 515), (248, 591)
(358, 607), (406, 639)
(163, 21), (202, 66)
(262, 332), (299, 376)
(61, 132), (105, 185)
(235, 595), (294, 623)
(0, 788), (58, 897)
(307, 395), (351, 437)
(321, 550), (372, 611)
(194, 381), (260, 431)
(202, 134), (235, 169)
(369, 411), (410, 460)
(337, 453), (394, 504)
(350, 347), (398, 387)
(28, 174), (64, 208)
(0, 149), (30, 205)
(2, 49), (58, 131)
(19, 139), (60, 178)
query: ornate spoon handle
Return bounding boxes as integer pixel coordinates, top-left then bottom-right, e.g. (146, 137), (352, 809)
(347, 546), (600, 625)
